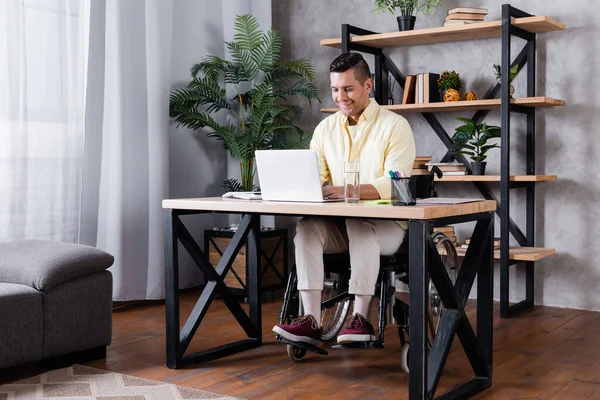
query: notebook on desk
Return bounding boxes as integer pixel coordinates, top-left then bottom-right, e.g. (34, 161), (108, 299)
(255, 149), (344, 203)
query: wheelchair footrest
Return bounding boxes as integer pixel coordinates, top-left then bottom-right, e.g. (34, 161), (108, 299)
(277, 336), (329, 355)
(331, 341), (383, 350)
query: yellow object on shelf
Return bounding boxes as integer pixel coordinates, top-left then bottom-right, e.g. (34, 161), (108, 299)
(464, 91), (477, 101)
(444, 88), (461, 102)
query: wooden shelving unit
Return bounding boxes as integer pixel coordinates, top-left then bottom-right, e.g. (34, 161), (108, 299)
(440, 246), (556, 261)
(325, 6), (565, 318)
(321, 16), (565, 49)
(434, 175), (557, 182)
(321, 97), (565, 114)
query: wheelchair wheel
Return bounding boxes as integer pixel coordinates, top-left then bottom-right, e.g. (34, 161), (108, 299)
(287, 344), (307, 362)
(428, 232), (461, 339)
(320, 272), (351, 341)
(400, 342), (410, 374)
(279, 267), (350, 342)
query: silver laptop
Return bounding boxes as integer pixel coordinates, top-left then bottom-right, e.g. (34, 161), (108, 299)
(255, 150), (343, 202)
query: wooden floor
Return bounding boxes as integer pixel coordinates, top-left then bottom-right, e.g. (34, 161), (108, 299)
(6, 289), (600, 399)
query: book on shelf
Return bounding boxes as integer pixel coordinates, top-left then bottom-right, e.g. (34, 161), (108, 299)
(426, 162), (467, 172)
(463, 238), (501, 249)
(416, 74), (423, 104)
(402, 75), (416, 104)
(411, 168), (429, 175)
(413, 73), (440, 104)
(434, 226), (455, 234)
(441, 171), (467, 176)
(413, 156), (432, 169)
(445, 13), (486, 21)
(444, 20), (478, 26)
(423, 73), (440, 103)
(448, 6), (488, 15)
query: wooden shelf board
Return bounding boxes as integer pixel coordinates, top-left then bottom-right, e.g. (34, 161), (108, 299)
(432, 175), (557, 182)
(320, 17), (566, 49)
(321, 97), (565, 114)
(441, 246), (556, 261)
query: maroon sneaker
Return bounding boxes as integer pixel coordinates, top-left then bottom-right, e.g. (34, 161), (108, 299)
(272, 315), (323, 345)
(337, 313), (376, 344)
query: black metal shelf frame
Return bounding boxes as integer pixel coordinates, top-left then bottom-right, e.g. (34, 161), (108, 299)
(340, 4), (541, 318)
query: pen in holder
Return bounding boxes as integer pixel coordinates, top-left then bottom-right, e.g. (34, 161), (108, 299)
(391, 177), (417, 206)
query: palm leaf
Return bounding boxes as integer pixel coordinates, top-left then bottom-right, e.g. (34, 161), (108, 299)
(233, 14), (262, 51)
(252, 28), (281, 72)
(191, 56), (228, 81)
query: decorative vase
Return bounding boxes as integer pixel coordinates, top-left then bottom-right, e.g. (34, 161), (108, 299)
(397, 16), (416, 31)
(499, 82), (515, 97)
(471, 161), (487, 175)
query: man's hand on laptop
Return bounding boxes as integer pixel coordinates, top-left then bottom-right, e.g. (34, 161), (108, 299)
(322, 185), (344, 200)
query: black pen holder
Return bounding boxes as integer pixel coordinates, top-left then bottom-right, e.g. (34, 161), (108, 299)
(414, 166), (443, 198)
(391, 177), (417, 206)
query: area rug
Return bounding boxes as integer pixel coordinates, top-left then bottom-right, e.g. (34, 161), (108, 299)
(0, 364), (242, 400)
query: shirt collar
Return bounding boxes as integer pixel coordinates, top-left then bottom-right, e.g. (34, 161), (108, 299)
(342, 98), (380, 125)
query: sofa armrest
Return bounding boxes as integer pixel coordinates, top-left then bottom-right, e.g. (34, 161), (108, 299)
(0, 240), (114, 291)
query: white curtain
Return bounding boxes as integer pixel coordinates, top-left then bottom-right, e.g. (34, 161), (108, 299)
(0, 0), (90, 242)
(92, 0), (174, 300)
(1, 0), (272, 301)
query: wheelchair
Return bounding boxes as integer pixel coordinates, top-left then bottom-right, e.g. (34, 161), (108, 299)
(276, 230), (460, 374)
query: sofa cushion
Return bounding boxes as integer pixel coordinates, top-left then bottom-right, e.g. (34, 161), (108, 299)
(42, 271), (113, 358)
(0, 240), (114, 291)
(0, 282), (43, 369)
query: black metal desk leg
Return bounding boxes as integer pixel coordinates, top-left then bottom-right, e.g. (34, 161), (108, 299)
(409, 220), (430, 400)
(477, 212), (494, 375)
(246, 214), (262, 343)
(164, 209), (180, 369)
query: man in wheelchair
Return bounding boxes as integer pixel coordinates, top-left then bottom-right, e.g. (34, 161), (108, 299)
(272, 52), (416, 346)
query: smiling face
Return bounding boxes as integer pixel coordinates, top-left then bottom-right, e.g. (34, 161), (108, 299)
(330, 68), (372, 125)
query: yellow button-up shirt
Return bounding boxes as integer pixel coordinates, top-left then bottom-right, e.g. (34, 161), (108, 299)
(310, 98), (416, 200)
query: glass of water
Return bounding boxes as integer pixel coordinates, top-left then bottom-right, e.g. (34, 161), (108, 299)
(344, 161), (360, 204)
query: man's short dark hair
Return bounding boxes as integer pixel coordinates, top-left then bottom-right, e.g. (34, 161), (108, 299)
(329, 53), (371, 84)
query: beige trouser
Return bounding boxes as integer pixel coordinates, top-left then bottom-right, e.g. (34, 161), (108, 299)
(294, 217), (406, 295)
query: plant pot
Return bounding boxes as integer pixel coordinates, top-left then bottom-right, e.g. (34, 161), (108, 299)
(471, 161), (487, 175)
(397, 16), (416, 31)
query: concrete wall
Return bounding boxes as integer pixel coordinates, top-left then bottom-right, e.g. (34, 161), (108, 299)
(272, 0), (600, 311)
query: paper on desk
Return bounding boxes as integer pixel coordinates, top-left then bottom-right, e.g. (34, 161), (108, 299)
(222, 191), (262, 200)
(416, 197), (482, 205)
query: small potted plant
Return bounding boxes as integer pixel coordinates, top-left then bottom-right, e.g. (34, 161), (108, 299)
(373, 0), (442, 31)
(437, 70), (462, 102)
(493, 64), (519, 97)
(450, 117), (501, 175)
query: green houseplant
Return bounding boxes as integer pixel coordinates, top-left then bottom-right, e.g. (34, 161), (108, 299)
(437, 70), (462, 92)
(493, 63), (519, 97)
(373, 0), (442, 31)
(450, 117), (501, 175)
(169, 15), (319, 192)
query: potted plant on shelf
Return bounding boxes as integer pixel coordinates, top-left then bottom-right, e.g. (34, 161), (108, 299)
(373, 0), (442, 31)
(437, 70), (462, 102)
(493, 64), (519, 97)
(170, 14), (319, 192)
(450, 117), (501, 175)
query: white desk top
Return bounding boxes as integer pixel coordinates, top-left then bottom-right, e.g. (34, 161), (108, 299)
(162, 197), (496, 221)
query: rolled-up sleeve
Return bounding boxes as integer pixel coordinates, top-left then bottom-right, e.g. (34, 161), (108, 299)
(310, 122), (331, 186)
(370, 118), (416, 199)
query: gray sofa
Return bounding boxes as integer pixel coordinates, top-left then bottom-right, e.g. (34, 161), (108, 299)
(0, 240), (114, 369)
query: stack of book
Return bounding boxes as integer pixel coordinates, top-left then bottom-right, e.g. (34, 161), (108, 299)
(444, 6), (488, 27)
(461, 238), (501, 250)
(402, 73), (440, 104)
(425, 162), (468, 176)
(412, 156), (432, 175)
(434, 226), (457, 247)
